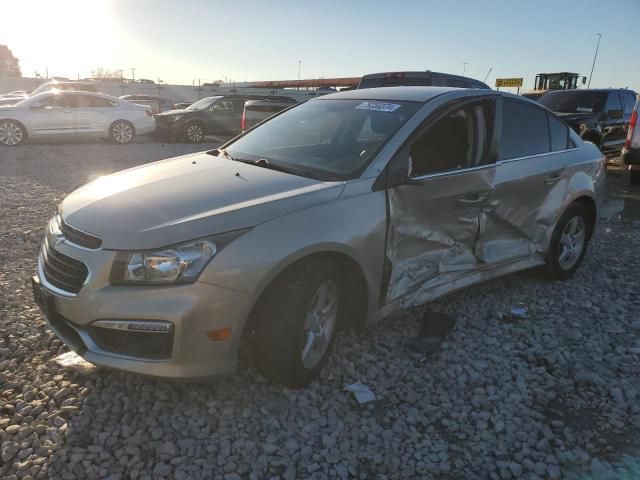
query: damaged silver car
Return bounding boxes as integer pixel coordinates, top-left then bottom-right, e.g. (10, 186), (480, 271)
(32, 87), (606, 387)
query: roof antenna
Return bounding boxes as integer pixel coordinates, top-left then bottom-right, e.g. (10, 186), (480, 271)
(483, 67), (493, 83)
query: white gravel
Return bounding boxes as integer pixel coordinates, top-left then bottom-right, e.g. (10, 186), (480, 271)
(1, 141), (640, 479)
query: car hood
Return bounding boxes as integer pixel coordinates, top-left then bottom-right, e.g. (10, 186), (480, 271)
(60, 152), (344, 250)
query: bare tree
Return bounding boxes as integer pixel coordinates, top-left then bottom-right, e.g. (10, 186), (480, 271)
(0, 45), (21, 77)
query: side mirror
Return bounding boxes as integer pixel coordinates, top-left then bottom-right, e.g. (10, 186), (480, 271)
(30, 102), (43, 109)
(607, 109), (623, 120)
(372, 151), (410, 191)
(582, 76), (587, 85)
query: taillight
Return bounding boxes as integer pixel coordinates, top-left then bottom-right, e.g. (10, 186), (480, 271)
(625, 110), (637, 150)
(241, 110), (246, 131)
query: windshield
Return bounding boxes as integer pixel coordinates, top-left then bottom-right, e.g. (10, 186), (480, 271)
(186, 96), (222, 111)
(539, 91), (607, 114)
(224, 99), (420, 181)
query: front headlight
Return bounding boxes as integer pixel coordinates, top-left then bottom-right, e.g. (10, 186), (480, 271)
(112, 239), (216, 284)
(170, 115), (183, 122)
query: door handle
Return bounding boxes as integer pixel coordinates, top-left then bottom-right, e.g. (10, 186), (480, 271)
(544, 172), (562, 185)
(458, 195), (485, 205)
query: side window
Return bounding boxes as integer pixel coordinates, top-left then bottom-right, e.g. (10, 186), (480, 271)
(409, 101), (494, 177)
(90, 97), (117, 108)
(40, 95), (70, 108)
(549, 114), (570, 151)
(499, 100), (549, 160)
(605, 94), (623, 114)
(622, 93), (637, 115)
(74, 95), (114, 108)
(211, 100), (233, 111)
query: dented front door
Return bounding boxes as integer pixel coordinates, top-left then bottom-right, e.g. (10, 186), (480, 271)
(385, 165), (496, 303)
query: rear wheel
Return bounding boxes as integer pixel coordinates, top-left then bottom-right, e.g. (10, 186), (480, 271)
(184, 122), (204, 143)
(253, 261), (341, 387)
(546, 203), (592, 280)
(110, 120), (135, 144)
(630, 170), (640, 186)
(0, 120), (25, 146)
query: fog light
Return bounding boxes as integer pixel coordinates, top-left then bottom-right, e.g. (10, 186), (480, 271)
(93, 320), (172, 333)
(207, 327), (232, 342)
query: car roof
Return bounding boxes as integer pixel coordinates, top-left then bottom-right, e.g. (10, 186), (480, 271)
(35, 90), (120, 101)
(316, 86), (471, 103)
(544, 88), (637, 94)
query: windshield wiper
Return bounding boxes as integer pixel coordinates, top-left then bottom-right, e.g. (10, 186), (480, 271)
(210, 149), (297, 175)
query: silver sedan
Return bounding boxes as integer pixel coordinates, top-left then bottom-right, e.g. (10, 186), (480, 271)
(0, 91), (156, 145)
(32, 87), (605, 387)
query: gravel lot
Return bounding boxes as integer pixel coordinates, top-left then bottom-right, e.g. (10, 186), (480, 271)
(1, 140), (639, 480)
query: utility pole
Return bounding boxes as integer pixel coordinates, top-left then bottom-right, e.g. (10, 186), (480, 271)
(131, 68), (135, 82)
(588, 33), (602, 88)
(463, 62), (468, 76)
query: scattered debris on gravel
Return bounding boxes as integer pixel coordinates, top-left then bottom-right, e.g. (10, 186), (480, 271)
(1, 143), (639, 479)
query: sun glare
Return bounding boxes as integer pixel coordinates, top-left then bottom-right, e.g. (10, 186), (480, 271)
(4, 0), (116, 78)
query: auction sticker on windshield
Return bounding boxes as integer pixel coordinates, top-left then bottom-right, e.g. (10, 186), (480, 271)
(356, 101), (401, 113)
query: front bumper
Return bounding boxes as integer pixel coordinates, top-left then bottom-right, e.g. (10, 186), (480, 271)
(154, 117), (184, 138)
(35, 241), (251, 378)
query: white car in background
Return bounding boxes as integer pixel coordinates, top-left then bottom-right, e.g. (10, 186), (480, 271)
(0, 91), (156, 146)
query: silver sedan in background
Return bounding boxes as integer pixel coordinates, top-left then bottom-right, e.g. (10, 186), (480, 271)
(0, 91), (156, 145)
(32, 87), (605, 387)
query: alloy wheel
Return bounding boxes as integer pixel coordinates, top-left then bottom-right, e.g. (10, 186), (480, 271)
(112, 122), (133, 144)
(558, 216), (586, 270)
(0, 121), (24, 146)
(301, 280), (338, 369)
(187, 124), (204, 143)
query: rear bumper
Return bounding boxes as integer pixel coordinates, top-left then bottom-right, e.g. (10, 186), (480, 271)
(134, 117), (156, 136)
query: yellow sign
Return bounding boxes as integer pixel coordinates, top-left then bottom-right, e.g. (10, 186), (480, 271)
(495, 78), (523, 88)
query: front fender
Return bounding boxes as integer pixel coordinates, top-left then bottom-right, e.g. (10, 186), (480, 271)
(198, 183), (387, 331)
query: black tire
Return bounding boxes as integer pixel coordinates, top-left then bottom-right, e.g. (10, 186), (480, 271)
(110, 120), (135, 144)
(253, 260), (342, 388)
(0, 120), (26, 146)
(630, 170), (640, 186)
(546, 203), (592, 280)
(184, 122), (205, 143)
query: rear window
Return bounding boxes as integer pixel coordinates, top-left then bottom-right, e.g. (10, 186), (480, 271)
(548, 114), (570, 151)
(358, 76), (431, 89)
(539, 91), (607, 113)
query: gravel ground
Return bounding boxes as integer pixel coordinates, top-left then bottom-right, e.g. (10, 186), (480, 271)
(1, 142), (640, 480)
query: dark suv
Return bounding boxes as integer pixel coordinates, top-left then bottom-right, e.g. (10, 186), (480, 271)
(357, 71), (490, 90)
(155, 95), (290, 143)
(538, 89), (637, 153)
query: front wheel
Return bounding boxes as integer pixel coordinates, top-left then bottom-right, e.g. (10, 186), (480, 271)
(546, 203), (592, 280)
(184, 122), (204, 143)
(253, 261), (341, 388)
(0, 120), (26, 146)
(110, 120), (135, 144)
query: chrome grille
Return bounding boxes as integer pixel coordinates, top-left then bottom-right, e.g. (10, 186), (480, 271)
(58, 216), (102, 249)
(41, 237), (88, 294)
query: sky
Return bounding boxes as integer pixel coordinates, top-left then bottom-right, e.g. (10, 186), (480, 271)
(2, 0), (639, 91)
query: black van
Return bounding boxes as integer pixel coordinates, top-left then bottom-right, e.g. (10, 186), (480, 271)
(357, 71), (490, 90)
